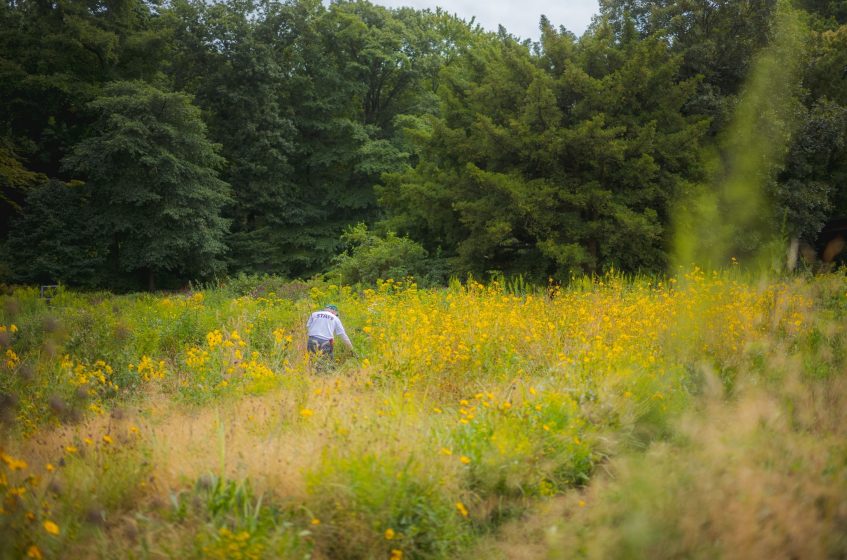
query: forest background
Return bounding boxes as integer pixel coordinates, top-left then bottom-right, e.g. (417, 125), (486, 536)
(2, 0), (847, 290)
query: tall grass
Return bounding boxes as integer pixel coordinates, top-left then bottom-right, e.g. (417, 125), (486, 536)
(1, 270), (845, 558)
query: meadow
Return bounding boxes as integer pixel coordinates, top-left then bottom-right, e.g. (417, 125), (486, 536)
(1, 269), (846, 559)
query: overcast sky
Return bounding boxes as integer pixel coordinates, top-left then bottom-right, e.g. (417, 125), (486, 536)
(369, 0), (600, 40)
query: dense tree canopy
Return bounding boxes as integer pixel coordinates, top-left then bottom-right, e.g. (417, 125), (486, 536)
(63, 81), (230, 289)
(1, 0), (845, 288)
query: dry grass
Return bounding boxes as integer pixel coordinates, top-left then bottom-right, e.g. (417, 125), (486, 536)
(550, 370), (847, 560)
(2, 272), (845, 559)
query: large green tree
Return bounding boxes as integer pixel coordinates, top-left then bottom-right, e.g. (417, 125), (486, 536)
(0, 0), (168, 248)
(162, 0), (460, 277)
(0, 0), (167, 178)
(598, 0), (847, 259)
(277, 0), (434, 275)
(63, 81), (231, 289)
(380, 19), (707, 279)
(2, 0), (845, 286)
(802, 17), (847, 220)
(165, 0), (298, 274)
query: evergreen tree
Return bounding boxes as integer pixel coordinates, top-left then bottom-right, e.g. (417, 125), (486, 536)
(381, 22), (706, 279)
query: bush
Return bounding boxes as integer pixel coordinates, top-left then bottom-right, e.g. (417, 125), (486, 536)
(331, 224), (434, 286)
(216, 273), (313, 300)
(305, 452), (472, 559)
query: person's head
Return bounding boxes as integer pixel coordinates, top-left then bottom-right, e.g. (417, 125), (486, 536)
(325, 304), (339, 316)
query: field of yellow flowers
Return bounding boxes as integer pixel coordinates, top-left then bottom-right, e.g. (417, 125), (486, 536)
(1, 270), (846, 559)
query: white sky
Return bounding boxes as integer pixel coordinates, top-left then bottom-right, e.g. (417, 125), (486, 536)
(369, 0), (600, 40)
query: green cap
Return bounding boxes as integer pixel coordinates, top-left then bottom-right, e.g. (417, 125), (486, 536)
(325, 304), (339, 313)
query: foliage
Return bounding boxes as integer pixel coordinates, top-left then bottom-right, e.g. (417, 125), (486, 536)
(381, 24), (707, 280)
(166, 0), (298, 275)
(63, 80), (231, 290)
(330, 223), (432, 285)
(6, 180), (107, 287)
(0, 141), (44, 235)
(2, 0), (847, 286)
(0, 271), (845, 558)
(306, 452), (472, 558)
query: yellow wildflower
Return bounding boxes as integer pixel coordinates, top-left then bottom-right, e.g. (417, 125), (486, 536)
(43, 520), (60, 535)
(456, 501), (469, 518)
(1, 452), (27, 471)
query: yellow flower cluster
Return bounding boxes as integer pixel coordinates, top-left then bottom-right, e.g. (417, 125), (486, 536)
(206, 329), (225, 349)
(1, 452), (28, 472)
(234, 353), (275, 382)
(185, 346), (210, 369)
(5, 348), (20, 370)
(202, 527), (264, 560)
(63, 357), (120, 394)
(273, 327), (293, 346)
(130, 355), (167, 382)
(356, 273), (813, 395)
(182, 326), (284, 396)
(0, 326), (20, 371)
(223, 330), (247, 349)
(1, 449), (61, 555)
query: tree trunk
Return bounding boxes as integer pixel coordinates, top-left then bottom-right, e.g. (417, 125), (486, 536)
(585, 238), (599, 274)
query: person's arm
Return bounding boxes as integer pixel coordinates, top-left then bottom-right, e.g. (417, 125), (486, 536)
(334, 317), (355, 351)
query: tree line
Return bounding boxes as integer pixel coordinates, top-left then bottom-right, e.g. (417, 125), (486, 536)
(1, 0), (846, 289)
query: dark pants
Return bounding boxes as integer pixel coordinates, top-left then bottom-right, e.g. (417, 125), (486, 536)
(307, 336), (334, 370)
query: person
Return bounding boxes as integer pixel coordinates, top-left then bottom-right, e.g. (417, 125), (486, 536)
(306, 304), (355, 368)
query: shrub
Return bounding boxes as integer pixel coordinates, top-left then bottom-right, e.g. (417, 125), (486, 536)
(305, 451), (472, 559)
(331, 223), (432, 286)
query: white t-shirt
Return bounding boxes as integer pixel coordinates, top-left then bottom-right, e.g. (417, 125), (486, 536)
(306, 310), (352, 348)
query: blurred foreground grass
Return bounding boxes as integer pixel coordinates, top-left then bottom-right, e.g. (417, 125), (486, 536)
(1, 269), (845, 559)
